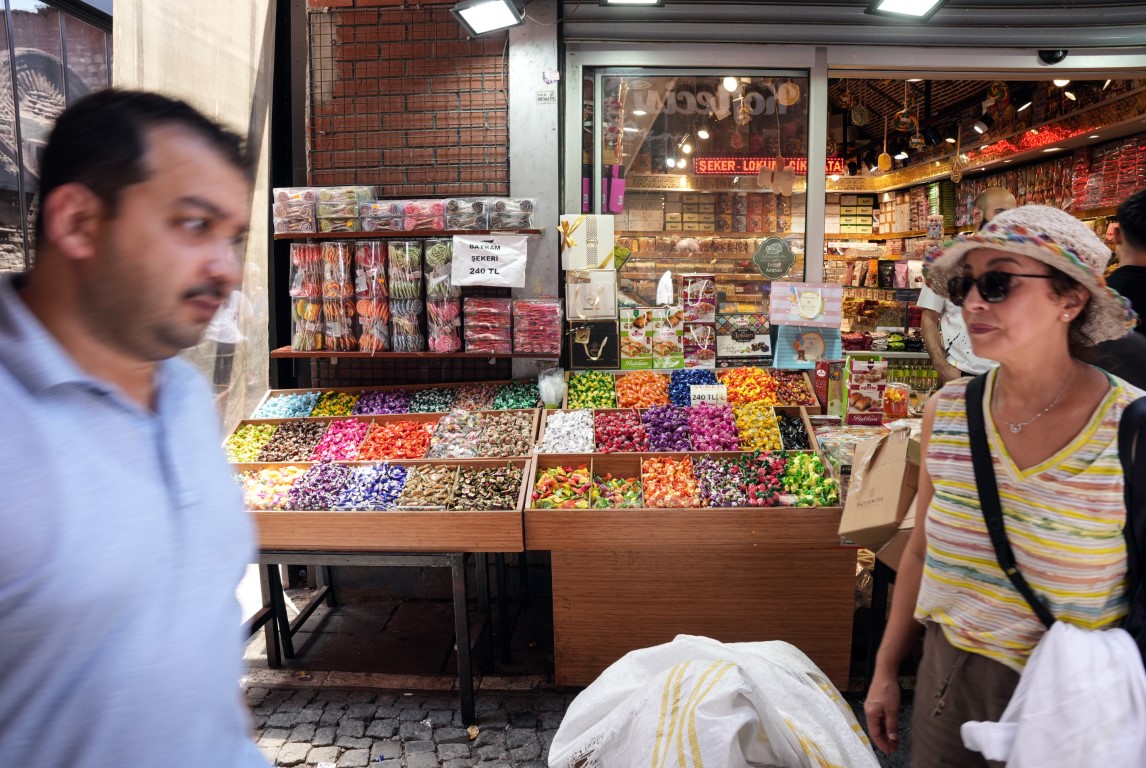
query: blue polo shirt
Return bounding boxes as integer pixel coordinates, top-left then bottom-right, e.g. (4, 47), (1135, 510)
(0, 275), (266, 767)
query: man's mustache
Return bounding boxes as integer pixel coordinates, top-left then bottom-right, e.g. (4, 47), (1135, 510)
(184, 283), (226, 302)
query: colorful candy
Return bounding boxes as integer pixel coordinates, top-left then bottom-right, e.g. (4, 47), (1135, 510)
(492, 380), (540, 411)
(426, 409), (483, 459)
(236, 466), (307, 510)
(532, 465), (592, 509)
(694, 456), (747, 508)
(309, 418), (370, 462)
(668, 368), (719, 407)
(770, 370), (817, 406)
(719, 367), (779, 406)
(777, 412), (811, 450)
(614, 371), (670, 409)
(253, 392), (318, 419)
(334, 464), (408, 511)
(477, 411), (534, 457)
(257, 420), (328, 462)
(396, 465), (457, 509)
(538, 410), (595, 453)
(311, 391), (359, 417)
(353, 390), (410, 415)
(641, 405), (691, 452)
(450, 465), (522, 511)
(593, 410), (649, 453)
(734, 403), (783, 452)
(642, 456), (699, 508)
(687, 402), (741, 452)
(357, 420), (435, 460)
(740, 451), (789, 507)
(782, 453), (839, 507)
(287, 461), (353, 510)
(567, 370), (617, 409)
(453, 383), (499, 411)
(410, 387), (456, 413)
(591, 474), (643, 508)
(225, 423), (277, 463)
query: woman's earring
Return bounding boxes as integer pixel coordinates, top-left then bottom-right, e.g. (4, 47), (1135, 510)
(1063, 312), (1072, 321)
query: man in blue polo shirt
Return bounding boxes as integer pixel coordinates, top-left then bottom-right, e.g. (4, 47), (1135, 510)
(0, 91), (266, 767)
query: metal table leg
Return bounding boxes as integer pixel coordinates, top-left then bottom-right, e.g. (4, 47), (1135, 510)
(266, 563), (295, 659)
(259, 564), (281, 668)
(475, 552), (493, 671)
(495, 553), (511, 664)
(451, 554), (476, 726)
(317, 565), (337, 607)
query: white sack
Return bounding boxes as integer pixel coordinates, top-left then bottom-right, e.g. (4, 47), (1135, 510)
(548, 634), (879, 768)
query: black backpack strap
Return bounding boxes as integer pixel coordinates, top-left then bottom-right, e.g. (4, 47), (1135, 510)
(1119, 398), (1146, 606)
(966, 374), (1057, 629)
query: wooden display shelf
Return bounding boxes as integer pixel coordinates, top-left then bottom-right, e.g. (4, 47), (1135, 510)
(548, 548), (856, 688)
(252, 380), (535, 414)
(618, 230), (795, 239)
(244, 457), (532, 553)
(824, 229), (956, 241)
(269, 347), (559, 360)
(273, 229), (542, 241)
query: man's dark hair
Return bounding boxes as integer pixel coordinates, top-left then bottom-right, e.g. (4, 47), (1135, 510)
(34, 89), (251, 239)
(1117, 188), (1146, 252)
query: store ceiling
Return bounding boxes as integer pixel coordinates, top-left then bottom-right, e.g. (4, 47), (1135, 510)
(562, 0), (1146, 47)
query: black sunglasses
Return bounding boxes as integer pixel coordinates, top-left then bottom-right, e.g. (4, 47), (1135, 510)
(946, 271), (1055, 307)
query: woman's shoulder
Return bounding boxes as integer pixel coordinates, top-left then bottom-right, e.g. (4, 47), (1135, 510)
(1109, 374), (1146, 408)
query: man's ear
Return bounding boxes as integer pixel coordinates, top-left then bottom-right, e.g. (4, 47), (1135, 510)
(1111, 222), (1123, 246)
(972, 206), (984, 229)
(40, 183), (103, 261)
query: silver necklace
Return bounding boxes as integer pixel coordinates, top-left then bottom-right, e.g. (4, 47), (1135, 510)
(994, 367), (1075, 434)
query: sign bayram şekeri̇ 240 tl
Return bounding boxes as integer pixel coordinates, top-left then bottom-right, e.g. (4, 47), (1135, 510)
(451, 235), (529, 288)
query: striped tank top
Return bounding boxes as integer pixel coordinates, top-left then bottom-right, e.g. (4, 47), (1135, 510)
(915, 369), (1143, 672)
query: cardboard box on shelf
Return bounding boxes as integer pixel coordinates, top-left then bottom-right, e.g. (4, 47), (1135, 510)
(838, 428), (921, 550)
(875, 492), (917, 571)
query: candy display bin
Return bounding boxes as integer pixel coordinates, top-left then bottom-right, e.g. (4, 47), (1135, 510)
(244, 457), (531, 553)
(525, 411), (855, 688)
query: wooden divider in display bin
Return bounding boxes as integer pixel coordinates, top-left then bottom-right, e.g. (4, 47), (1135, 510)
(525, 450), (844, 553)
(237, 457), (532, 552)
(226, 409), (540, 461)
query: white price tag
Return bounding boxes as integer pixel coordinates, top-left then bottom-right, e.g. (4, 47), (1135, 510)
(689, 384), (728, 406)
(451, 235), (529, 288)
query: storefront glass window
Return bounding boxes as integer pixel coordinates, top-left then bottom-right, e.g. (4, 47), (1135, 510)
(592, 70), (810, 317)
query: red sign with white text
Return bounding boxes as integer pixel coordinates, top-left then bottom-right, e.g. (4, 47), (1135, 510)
(693, 157), (846, 176)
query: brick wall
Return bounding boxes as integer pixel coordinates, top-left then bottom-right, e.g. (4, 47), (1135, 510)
(307, 0), (509, 197)
(304, 0), (513, 385)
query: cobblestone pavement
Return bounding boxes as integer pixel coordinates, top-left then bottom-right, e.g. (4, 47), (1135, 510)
(247, 686), (571, 768)
(245, 683), (912, 767)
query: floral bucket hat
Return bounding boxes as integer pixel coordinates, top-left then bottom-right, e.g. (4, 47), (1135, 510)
(923, 204), (1137, 344)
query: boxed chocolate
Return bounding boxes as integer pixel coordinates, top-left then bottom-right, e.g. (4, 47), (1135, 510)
(567, 320), (620, 369)
(683, 321), (717, 368)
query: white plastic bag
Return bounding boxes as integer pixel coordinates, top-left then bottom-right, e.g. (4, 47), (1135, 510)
(548, 634), (879, 768)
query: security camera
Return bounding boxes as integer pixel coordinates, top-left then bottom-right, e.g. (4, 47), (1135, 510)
(1038, 49), (1068, 65)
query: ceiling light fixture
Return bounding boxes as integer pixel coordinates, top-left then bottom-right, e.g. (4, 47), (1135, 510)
(1053, 79), (1071, 87)
(679, 135), (693, 154)
(632, 109), (648, 116)
(973, 112), (995, 134)
(697, 125), (711, 140)
(1064, 90), (1076, 101)
(1043, 147), (1063, 152)
(451, 0), (524, 36)
(599, 0), (665, 5)
(830, 173), (841, 181)
(666, 157), (677, 169)
(676, 158), (689, 169)
(1089, 134), (1101, 139)
(866, 0), (948, 21)
(894, 151), (909, 160)
(1014, 86), (1034, 112)
(944, 124), (958, 143)
(722, 76), (739, 93)
(1103, 79), (1112, 90)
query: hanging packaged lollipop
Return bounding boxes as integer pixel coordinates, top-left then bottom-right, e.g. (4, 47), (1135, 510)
(355, 241), (390, 353)
(290, 243), (324, 351)
(427, 298), (462, 353)
(387, 241), (423, 299)
(321, 242), (357, 351)
(424, 238), (460, 298)
(389, 298), (425, 352)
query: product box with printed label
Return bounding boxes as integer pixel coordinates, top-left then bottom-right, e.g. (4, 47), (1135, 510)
(683, 321), (717, 368)
(838, 429), (921, 550)
(560, 214), (616, 271)
(649, 306), (685, 370)
(845, 357), (887, 425)
(681, 273), (716, 323)
(619, 307), (654, 369)
(716, 313), (771, 363)
(814, 359), (847, 414)
(564, 269), (618, 320)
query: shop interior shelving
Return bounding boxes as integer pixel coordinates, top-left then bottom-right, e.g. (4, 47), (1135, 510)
(269, 348), (560, 360)
(273, 229), (543, 241)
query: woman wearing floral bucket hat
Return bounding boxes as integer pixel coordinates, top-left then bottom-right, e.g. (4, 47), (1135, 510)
(864, 205), (1144, 766)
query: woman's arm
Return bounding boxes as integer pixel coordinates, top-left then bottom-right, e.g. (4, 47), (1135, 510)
(863, 394), (939, 753)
